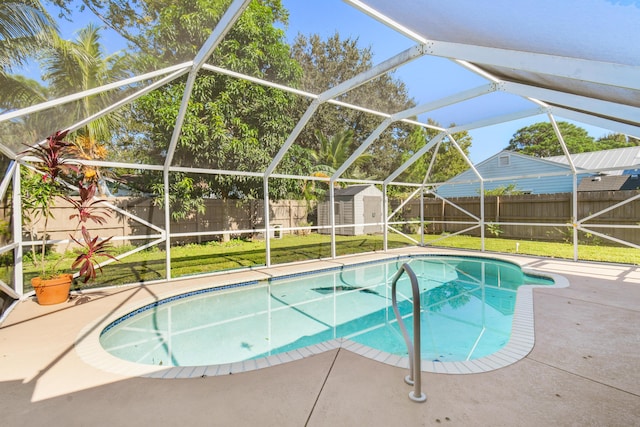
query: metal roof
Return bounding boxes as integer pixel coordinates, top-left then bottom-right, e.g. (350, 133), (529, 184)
(334, 184), (381, 197)
(545, 146), (640, 175)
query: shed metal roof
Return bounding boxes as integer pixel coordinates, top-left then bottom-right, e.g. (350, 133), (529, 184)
(334, 184), (381, 197)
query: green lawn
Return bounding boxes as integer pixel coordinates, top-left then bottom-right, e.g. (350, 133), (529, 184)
(16, 232), (639, 291)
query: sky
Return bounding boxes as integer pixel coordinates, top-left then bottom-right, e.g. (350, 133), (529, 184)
(23, 0), (614, 164)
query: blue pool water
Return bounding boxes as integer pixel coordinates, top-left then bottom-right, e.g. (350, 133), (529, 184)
(100, 255), (553, 367)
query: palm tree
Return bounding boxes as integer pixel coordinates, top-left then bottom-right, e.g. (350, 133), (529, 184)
(298, 129), (372, 202)
(0, 0), (54, 110)
(38, 23), (132, 191)
(41, 23), (131, 143)
(311, 129), (372, 180)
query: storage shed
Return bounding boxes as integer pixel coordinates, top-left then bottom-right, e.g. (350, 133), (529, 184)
(318, 185), (383, 236)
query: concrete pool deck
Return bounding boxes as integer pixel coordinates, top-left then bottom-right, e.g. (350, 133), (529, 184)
(1, 248), (639, 426)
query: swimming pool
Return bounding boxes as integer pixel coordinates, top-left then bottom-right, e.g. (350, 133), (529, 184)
(95, 255), (559, 374)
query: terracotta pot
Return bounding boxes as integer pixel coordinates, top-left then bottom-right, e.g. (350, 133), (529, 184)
(31, 274), (73, 305)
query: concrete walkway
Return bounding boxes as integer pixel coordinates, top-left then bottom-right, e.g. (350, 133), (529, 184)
(1, 249), (639, 426)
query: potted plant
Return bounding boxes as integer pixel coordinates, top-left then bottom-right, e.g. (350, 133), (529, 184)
(21, 130), (117, 305)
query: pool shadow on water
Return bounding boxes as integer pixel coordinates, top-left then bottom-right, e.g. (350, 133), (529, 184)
(311, 285), (380, 295)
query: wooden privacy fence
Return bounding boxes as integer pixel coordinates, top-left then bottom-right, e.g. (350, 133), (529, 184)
(396, 191), (640, 244)
(15, 191), (640, 250)
(22, 198), (309, 250)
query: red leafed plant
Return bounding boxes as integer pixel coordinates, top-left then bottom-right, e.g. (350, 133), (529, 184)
(71, 227), (117, 283)
(21, 130), (118, 284)
(64, 181), (111, 226)
(27, 129), (77, 181)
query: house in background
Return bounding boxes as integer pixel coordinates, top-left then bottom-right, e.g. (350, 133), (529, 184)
(436, 147), (640, 197)
(318, 185), (383, 235)
(435, 151), (586, 197)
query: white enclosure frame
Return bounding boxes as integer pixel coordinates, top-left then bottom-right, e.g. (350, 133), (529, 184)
(0, 0), (639, 301)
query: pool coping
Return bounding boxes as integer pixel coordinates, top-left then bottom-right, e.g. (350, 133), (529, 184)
(75, 255), (570, 378)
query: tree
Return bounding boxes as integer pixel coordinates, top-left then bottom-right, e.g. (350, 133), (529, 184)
(506, 121), (595, 157)
(0, 0), (52, 69)
(483, 184), (523, 196)
(40, 23), (132, 141)
(20, 23), (132, 193)
(47, 0), (293, 64)
(118, 1), (303, 218)
(402, 120), (472, 184)
(45, 0), (167, 57)
(595, 132), (640, 149)
(291, 33), (416, 180)
(0, 0), (54, 110)
(3, 22), (129, 135)
(311, 129), (371, 179)
(4, 19), (129, 190)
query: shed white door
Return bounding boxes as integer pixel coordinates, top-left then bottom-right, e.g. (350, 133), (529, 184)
(363, 196), (382, 234)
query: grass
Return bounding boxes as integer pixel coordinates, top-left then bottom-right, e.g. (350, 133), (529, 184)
(18, 233), (416, 290)
(16, 232), (639, 291)
(426, 234), (640, 264)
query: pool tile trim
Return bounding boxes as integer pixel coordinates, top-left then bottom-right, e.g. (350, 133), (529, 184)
(75, 257), (569, 378)
(99, 279), (260, 335)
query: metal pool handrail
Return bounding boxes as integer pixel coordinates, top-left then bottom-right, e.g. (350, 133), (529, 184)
(391, 263), (426, 403)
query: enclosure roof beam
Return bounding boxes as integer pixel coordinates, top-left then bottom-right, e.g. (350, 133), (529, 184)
(549, 106), (640, 139)
(548, 113), (577, 173)
(0, 143), (16, 160)
(55, 69), (190, 145)
(430, 41), (640, 91)
(331, 83), (496, 183)
(501, 81), (640, 127)
(346, 1), (639, 91)
(204, 63), (443, 133)
(384, 133), (446, 185)
(15, 67), (186, 165)
(447, 108), (544, 133)
(192, 0), (251, 70)
(264, 98), (323, 176)
(398, 83), (496, 120)
(202, 64), (313, 98)
(421, 138), (442, 186)
(346, 0), (503, 86)
(264, 43), (427, 178)
(333, 116), (394, 180)
(448, 132), (483, 181)
(319, 44), (426, 103)
(0, 62), (193, 124)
